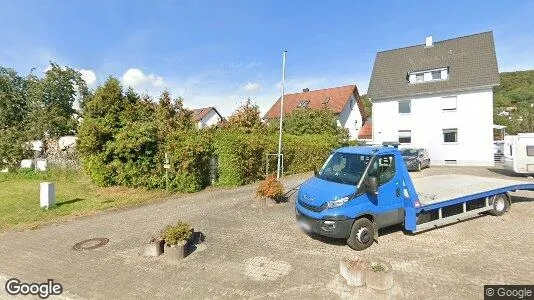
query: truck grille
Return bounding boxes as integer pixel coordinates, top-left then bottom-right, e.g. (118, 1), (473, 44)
(298, 199), (325, 212)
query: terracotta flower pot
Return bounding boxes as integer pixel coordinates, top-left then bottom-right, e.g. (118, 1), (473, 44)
(164, 240), (188, 261)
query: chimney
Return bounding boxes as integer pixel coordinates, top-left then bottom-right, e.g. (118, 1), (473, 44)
(425, 36), (433, 47)
(302, 88), (309, 92)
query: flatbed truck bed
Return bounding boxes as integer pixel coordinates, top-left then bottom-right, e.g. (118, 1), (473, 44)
(414, 174), (532, 206)
(409, 174), (534, 232)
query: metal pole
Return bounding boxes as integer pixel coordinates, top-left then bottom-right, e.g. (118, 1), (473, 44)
(276, 50), (287, 180)
(165, 153), (169, 192)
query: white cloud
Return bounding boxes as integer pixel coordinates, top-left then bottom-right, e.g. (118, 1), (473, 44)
(79, 69), (97, 87)
(121, 68), (165, 89)
(274, 77), (328, 93)
(242, 82), (261, 93)
(245, 62), (263, 68)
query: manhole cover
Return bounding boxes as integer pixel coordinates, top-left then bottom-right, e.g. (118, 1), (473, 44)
(73, 237), (109, 251)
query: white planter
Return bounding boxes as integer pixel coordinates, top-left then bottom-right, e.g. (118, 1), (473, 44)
(340, 257), (370, 287)
(35, 159), (48, 171)
(20, 159), (33, 169)
(366, 260), (394, 291)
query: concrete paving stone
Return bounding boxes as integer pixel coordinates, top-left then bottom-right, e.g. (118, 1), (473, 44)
(0, 168), (533, 299)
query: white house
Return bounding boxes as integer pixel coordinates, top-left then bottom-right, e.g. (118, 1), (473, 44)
(263, 85), (367, 139)
(192, 107), (224, 128)
(367, 32), (500, 166)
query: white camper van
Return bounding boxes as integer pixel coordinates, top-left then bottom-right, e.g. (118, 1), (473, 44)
(503, 133), (534, 174)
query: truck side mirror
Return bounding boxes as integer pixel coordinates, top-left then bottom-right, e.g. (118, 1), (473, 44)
(366, 176), (378, 194)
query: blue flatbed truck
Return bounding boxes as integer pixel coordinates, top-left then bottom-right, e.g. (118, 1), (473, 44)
(295, 143), (534, 250)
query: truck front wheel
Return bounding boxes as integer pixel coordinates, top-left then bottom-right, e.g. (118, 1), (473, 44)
(347, 218), (375, 251)
(489, 194), (510, 216)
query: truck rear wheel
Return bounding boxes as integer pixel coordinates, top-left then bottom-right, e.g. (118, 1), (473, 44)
(489, 194), (509, 216)
(347, 218), (375, 251)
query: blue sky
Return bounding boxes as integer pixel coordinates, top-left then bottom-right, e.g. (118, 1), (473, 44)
(1, 0), (533, 115)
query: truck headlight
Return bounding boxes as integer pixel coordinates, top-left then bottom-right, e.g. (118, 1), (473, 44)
(326, 196), (350, 209)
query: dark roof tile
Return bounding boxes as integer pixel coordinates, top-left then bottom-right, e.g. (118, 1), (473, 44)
(368, 32), (500, 100)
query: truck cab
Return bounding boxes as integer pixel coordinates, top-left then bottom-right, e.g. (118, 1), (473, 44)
(296, 144), (413, 250)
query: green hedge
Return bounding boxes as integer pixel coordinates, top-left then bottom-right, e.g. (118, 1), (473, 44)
(213, 132), (274, 186)
(282, 134), (340, 174)
(213, 132), (341, 187)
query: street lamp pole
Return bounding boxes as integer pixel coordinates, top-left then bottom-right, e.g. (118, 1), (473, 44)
(276, 50), (287, 180)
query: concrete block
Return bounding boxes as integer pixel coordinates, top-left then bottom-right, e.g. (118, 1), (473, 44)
(40, 182), (55, 209)
(164, 240), (187, 261)
(20, 159), (33, 169)
(143, 239), (164, 257)
(35, 159), (47, 171)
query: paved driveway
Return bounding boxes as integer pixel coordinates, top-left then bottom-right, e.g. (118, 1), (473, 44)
(0, 167), (533, 299)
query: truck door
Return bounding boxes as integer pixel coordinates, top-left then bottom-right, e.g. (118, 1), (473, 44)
(368, 154), (405, 228)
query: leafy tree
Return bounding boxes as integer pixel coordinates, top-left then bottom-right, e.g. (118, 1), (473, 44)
(0, 67), (28, 129)
(25, 62), (89, 139)
(0, 128), (29, 170)
(155, 91), (194, 136)
(494, 70), (534, 134)
(360, 94), (372, 116)
(77, 77), (128, 185)
(283, 107), (348, 139)
(0, 68), (29, 169)
(223, 98), (264, 133)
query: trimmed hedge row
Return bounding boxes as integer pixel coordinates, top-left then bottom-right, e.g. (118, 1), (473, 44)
(213, 132), (341, 187)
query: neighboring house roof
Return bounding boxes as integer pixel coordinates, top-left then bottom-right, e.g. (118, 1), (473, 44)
(358, 120), (372, 140)
(192, 107), (223, 122)
(263, 84), (367, 119)
(368, 31), (500, 100)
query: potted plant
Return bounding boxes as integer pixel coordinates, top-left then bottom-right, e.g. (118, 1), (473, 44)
(256, 174), (284, 206)
(365, 260), (394, 291)
(162, 221), (193, 261)
(339, 257), (370, 287)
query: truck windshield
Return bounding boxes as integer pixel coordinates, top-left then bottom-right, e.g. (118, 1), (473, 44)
(316, 152), (371, 185)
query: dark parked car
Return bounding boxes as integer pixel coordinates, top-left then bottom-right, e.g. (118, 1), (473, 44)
(401, 148), (430, 171)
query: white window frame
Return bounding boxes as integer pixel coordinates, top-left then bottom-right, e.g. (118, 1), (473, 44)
(415, 73), (424, 82)
(442, 96), (457, 112)
(443, 128), (458, 144)
(398, 100), (411, 114)
(409, 67), (448, 84)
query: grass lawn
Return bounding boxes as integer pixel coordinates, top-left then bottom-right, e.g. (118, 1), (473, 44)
(0, 169), (170, 232)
